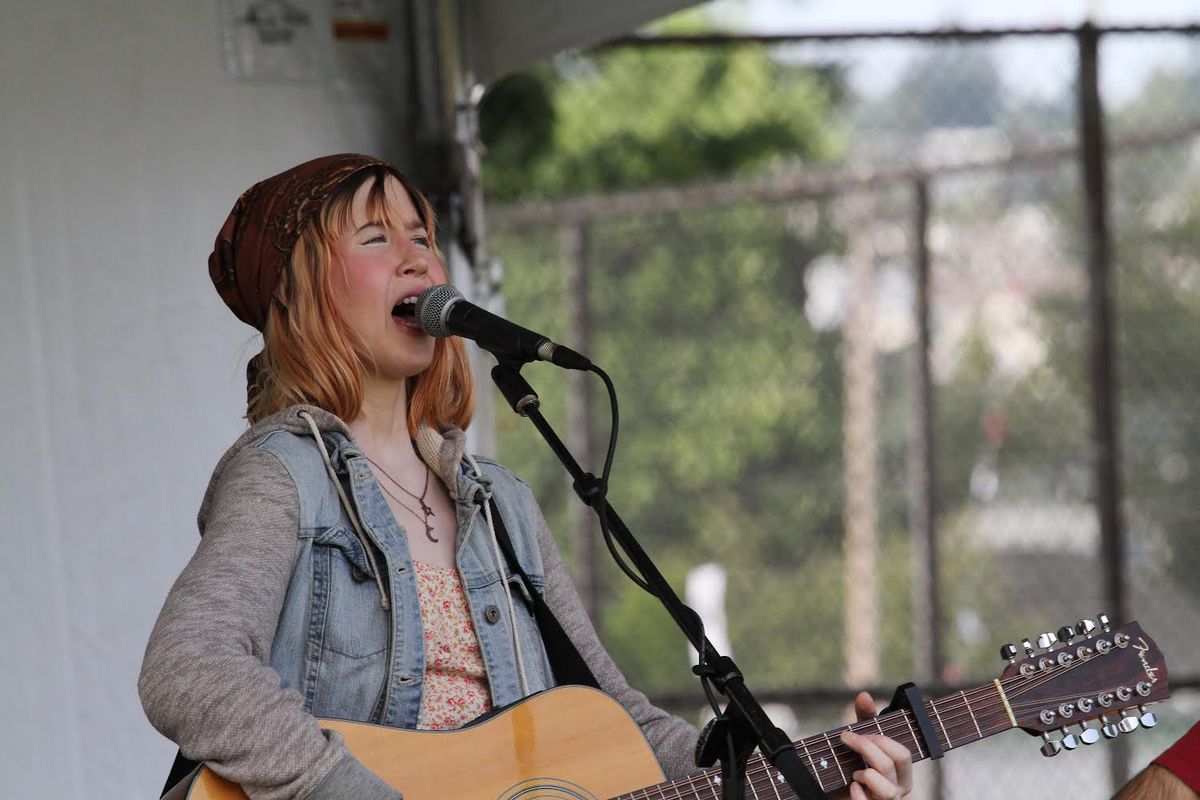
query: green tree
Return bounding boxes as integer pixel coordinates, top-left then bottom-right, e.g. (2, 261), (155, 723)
(481, 18), (859, 694)
(481, 17), (838, 200)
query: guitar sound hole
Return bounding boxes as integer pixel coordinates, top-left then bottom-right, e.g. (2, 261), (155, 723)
(498, 778), (599, 800)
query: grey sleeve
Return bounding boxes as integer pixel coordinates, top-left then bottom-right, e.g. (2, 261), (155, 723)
(307, 754), (402, 800)
(138, 447), (400, 800)
(534, 507), (701, 781)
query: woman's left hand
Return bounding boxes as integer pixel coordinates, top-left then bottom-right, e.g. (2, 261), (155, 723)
(832, 692), (914, 800)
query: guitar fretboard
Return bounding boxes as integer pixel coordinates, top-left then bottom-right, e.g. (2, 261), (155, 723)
(615, 681), (1017, 800)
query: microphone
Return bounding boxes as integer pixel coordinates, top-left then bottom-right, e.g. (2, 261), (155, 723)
(416, 285), (592, 371)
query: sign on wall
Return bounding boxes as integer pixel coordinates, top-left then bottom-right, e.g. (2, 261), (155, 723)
(219, 0), (402, 91)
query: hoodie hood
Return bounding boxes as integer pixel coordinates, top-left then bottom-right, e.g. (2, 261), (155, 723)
(198, 404), (471, 534)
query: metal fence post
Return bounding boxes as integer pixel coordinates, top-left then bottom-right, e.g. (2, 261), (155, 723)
(562, 221), (601, 620)
(908, 176), (944, 800)
(1078, 21), (1131, 790)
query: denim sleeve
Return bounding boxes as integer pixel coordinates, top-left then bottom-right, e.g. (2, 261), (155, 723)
(533, 500), (701, 780)
(138, 446), (372, 800)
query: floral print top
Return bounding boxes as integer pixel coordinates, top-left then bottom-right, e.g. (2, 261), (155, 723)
(413, 561), (493, 730)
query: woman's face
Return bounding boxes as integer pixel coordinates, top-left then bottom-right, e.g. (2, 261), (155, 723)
(329, 174), (443, 382)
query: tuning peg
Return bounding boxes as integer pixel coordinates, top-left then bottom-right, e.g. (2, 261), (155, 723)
(1022, 638), (1036, 658)
(1059, 727), (1080, 750)
(1075, 619), (1097, 637)
(1118, 711), (1140, 733)
(1057, 626), (1075, 644)
(1139, 706), (1158, 728)
(1038, 631), (1059, 650)
(1040, 733), (1062, 757)
(1000, 643), (1018, 663)
(1098, 613), (1111, 633)
(1102, 716), (1120, 739)
(1080, 723), (1100, 745)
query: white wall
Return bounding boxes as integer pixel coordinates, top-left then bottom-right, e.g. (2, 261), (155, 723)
(0, 1), (713, 795)
(0, 2), (411, 796)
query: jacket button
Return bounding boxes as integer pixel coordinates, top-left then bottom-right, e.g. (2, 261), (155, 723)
(483, 605), (501, 624)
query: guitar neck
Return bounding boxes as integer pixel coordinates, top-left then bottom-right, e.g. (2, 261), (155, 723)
(787, 683), (1014, 795)
(616, 622), (1170, 799)
(618, 682), (1015, 800)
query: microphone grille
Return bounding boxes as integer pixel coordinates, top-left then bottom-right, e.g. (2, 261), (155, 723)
(416, 284), (463, 337)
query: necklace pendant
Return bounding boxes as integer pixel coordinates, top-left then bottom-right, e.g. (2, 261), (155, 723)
(420, 500), (434, 517)
(424, 520), (438, 543)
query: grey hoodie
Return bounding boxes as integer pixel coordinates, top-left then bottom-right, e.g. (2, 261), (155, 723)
(139, 406), (699, 799)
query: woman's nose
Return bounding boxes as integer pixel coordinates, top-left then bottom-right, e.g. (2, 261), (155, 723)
(398, 244), (431, 275)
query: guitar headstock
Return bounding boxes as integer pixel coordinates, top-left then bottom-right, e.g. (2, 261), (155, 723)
(997, 616), (1169, 756)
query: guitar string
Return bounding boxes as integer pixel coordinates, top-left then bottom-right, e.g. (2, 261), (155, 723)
(761, 710), (991, 798)
(624, 738), (888, 800)
(655, 708), (936, 800)
(627, 642), (1151, 800)
(1010, 665), (1139, 709)
(1005, 642), (1148, 707)
(741, 655), (1138, 794)
(796, 650), (1148, 788)
(792, 688), (1000, 765)
(802, 695), (1060, 778)
(734, 702), (987, 791)
(736, 687), (1122, 800)
(858, 647), (1133, 746)
(654, 696), (1003, 800)
(796, 695), (1099, 791)
(1001, 653), (1141, 719)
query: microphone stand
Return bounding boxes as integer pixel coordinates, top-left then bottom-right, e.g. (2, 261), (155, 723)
(490, 358), (827, 800)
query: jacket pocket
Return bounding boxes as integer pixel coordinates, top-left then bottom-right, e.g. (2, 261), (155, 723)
(310, 525), (390, 659)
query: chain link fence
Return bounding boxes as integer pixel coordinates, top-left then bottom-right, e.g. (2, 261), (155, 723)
(483, 23), (1200, 799)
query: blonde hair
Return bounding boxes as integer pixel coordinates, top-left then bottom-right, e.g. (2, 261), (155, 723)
(246, 166), (475, 433)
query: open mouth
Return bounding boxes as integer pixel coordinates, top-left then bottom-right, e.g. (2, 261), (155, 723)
(392, 296), (418, 318)
(392, 295), (421, 328)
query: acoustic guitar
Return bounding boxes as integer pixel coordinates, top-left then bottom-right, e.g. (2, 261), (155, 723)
(168, 618), (1169, 799)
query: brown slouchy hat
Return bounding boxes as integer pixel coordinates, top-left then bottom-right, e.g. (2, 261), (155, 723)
(208, 153), (400, 330)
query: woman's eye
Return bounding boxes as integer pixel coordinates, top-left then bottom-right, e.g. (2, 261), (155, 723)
(412, 236), (431, 249)
(365, 234), (386, 244)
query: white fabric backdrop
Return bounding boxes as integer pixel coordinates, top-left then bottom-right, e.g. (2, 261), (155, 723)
(0, 3), (410, 796)
(0, 2), (698, 796)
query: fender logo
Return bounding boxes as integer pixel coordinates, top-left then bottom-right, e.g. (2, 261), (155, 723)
(1134, 637), (1159, 684)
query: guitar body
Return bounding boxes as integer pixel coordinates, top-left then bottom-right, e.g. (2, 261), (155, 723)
(180, 686), (667, 800)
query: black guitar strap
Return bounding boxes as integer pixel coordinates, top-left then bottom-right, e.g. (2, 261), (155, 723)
(486, 497), (600, 690)
(161, 752), (197, 798)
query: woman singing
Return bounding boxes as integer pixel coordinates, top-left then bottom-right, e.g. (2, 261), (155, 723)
(138, 154), (913, 800)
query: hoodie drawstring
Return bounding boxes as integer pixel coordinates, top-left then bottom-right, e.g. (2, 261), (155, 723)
(299, 410), (390, 611)
(464, 452), (532, 699)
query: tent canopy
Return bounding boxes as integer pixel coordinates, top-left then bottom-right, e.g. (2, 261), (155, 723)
(463, 0), (697, 81)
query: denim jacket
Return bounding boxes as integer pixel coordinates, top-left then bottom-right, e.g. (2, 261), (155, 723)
(256, 414), (555, 726)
